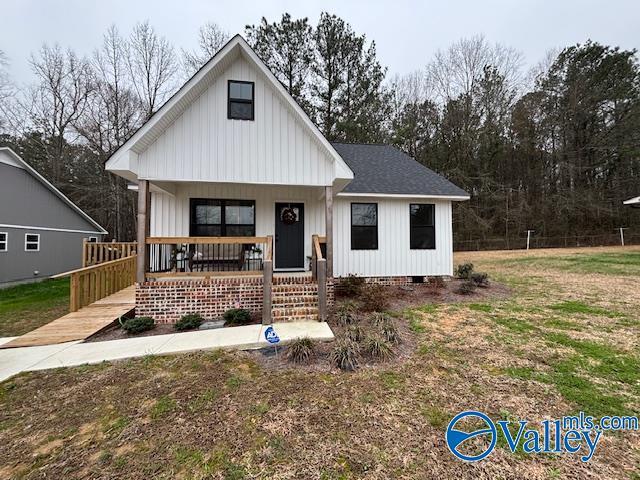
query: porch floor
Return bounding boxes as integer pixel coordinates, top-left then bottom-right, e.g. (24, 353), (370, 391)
(0, 286), (136, 348)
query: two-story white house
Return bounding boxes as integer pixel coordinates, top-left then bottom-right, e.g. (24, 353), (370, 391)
(105, 35), (468, 324)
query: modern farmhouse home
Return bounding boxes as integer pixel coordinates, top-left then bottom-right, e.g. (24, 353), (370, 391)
(105, 35), (468, 324)
(0, 147), (107, 285)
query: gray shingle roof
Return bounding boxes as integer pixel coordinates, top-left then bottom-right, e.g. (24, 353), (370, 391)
(331, 143), (469, 198)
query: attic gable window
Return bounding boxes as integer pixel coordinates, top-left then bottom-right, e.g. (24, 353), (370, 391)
(228, 80), (254, 120)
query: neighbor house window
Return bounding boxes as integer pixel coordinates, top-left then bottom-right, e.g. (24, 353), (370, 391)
(87, 236), (98, 243)
(228, 80), (254, 120)
(0, 232), (7, 252)
(351, 203), (378, 250)
(410, 204), (435, 249)
(25, 233), (40, 252)
(190, 199), (255, 237)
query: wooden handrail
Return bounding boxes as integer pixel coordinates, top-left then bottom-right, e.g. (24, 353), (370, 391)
(56, 255), (137, 312)
(53, 255), (137, 279)
(146, 236), (269, 245)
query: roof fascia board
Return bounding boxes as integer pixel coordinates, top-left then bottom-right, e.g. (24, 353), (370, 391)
(337, 192), (470, 201)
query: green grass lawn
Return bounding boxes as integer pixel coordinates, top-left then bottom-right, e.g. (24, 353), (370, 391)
(0, 247), (639, 478)
(498, 251), (640, 276)
(0, 278), (69, 336)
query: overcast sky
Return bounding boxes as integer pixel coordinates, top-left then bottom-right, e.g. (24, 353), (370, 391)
(1, 0), (638, 86)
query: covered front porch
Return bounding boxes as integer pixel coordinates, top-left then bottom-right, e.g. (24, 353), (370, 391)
(135, 180), (334, 324)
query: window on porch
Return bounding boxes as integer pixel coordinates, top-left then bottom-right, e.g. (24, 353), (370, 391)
(190, 199), (255, 237)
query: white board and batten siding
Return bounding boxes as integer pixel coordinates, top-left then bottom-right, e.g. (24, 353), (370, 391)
(333, 197), (454, 277)
(150, 183), (326, 263)
(151, 188), (454, 278)
(138, 57), (335, 187)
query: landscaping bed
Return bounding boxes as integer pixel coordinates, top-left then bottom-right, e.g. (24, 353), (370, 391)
(86, 310), (262, 343)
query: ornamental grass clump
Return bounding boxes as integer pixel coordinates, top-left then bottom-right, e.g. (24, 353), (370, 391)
(345, 325), (365, 343)
(286, 337), (316, 364)
(330, 339), (360, 371)
(363, 336), (395, 361)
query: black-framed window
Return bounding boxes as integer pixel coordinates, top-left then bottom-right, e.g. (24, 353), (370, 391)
(228, 80), (254, 120)
(410, 204), (435, 249)
(351, 203), (378, 250)
(190, 199), (255, 237)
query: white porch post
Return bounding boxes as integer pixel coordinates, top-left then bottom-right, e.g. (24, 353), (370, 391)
(325, 185), (333, 278)
(136, 179), (150, 283)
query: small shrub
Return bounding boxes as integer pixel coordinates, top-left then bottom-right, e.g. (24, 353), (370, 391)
(338, 274), (365, 297)
(330, 340), (360, 371)
(363, 337), (394, 361)
(223, 308), (252, 326)
(457, 280), (477, 295)
(174, 313), (204, 331)
(121, 316), (155, 334)
(286, 337), (315, 364)
(455, 263), (474, 279)
(345, 325), (365, 342)
(359, 284), (389, 312)
(471, 272), (489, 287)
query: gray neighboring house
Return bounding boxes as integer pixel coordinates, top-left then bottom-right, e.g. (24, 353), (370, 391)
(0, 147), (107, 285)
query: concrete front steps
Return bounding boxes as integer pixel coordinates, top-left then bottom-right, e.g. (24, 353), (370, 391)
(271, 281), (320, 321)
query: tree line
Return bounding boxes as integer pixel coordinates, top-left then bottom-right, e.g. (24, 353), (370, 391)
(0, 13), (638, 245)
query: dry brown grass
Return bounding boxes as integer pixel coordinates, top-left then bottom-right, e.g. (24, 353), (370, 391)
(0, 246), (639, 479)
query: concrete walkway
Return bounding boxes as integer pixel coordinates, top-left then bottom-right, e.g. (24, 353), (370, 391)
(0, 322), (334, 382)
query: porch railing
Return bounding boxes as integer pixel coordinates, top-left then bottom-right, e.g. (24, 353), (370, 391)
(83, 240), (137, 267)
(145, 236), (270, 276)
(311, 234), (328, 321)
(53, 255), (137, 312)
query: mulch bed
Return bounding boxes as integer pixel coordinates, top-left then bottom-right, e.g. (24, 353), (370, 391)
(86, 278), (509, 373)
(248, 277), (510, 372)
(85, 312), (262, 343)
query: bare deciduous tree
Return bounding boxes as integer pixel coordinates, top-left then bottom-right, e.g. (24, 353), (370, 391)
(27, 44), (93, 182)
(426, 34), (523, 103)
(182, 22), (229, 77)
(127, 21), (178, 119)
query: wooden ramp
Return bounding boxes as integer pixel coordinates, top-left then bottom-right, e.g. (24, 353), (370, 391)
(1, 286), (135, 348)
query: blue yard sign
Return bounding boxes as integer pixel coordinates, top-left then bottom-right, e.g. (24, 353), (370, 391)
(264, 325), (280, 344)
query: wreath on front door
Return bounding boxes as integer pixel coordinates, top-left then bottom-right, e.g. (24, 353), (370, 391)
(281, 207), (298, 225)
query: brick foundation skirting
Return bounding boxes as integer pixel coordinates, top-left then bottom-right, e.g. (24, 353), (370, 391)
(333, 275), (450, 294)
(135, 275), (335, 324)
